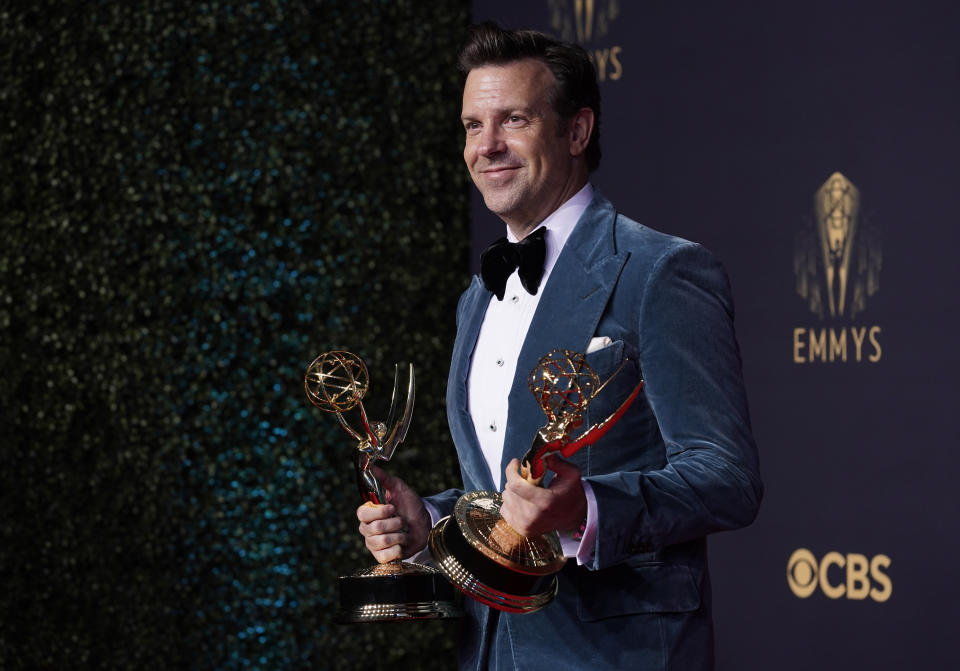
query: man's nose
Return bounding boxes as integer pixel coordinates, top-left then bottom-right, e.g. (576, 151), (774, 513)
(477, 124), (506, 157)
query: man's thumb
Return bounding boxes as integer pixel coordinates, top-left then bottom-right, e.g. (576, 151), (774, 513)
(545, 454), (580, 480)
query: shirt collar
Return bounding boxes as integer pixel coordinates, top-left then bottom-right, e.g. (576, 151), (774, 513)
(505, 183), (594, 279)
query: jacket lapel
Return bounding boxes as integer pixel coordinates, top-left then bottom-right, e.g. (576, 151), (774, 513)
(446, 276), (499, 492)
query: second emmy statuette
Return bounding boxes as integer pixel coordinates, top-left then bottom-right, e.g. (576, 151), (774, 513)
(429, 349), (644, 613)
(305, 350), (462, 623)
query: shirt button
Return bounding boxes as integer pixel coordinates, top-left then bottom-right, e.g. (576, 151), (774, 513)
(496, 358), (504, 367)
(511, 295), (519, 303)
(489, 420), (497, 432)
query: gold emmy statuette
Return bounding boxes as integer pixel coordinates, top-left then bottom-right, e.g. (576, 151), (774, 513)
(305, 351), (462, 623)
(429, 349), (644, 613)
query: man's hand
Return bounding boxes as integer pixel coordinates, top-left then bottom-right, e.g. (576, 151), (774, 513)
(356, 466), (431, 563)
(500, 454), (587, 537)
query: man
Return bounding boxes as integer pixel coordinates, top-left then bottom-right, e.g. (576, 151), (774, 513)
(358, 22), (763, 670)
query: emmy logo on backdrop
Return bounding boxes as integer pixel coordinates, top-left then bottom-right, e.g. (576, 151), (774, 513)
(305, 350), (462, 623)
(429, 349), (643, 613)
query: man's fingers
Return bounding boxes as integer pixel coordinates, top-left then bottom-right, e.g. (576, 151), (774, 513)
(352, 469), (428, 564)
(500, 488), (541, 536)
(505, 476), (549, 508)
(361, 517), (408, 563)
(356, 502), (395, 523)
(503, 458), (522, 485)
(506, 455), (582, 494)
(501, 488), (534, 517)
(358, 514), (405, 538)
(504, 458), (545, 499)
(499, 493), (524, 535)
(365, 530), (406, 551)
(370, 544), (403, 564)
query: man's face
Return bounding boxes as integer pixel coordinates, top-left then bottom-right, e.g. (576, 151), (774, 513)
(461, 59), (581, 235)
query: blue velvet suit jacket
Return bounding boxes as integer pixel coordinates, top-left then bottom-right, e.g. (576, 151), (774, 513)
(425, 192), (763, 671)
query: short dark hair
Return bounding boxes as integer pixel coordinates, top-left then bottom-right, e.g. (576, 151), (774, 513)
(458, 22), (602, 172)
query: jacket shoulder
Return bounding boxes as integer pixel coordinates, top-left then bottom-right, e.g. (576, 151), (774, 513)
(614, 211), (691, 249)
(612, 213), (710, 271)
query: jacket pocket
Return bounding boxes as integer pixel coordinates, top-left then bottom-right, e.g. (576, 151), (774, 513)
(581, 339), (647, 444)
(583, 338), (625, 380)
(575, 561), (702, 621)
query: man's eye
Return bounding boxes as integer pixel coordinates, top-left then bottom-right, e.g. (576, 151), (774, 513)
(464, 122), (481, 133)
(505, 115), (527, 127)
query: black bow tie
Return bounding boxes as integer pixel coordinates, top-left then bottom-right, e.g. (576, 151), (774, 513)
(480, 227), (547, 301)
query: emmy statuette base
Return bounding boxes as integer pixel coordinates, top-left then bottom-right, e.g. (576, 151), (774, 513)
(336, 560), (463, 624)
(428, 490), (564, 614)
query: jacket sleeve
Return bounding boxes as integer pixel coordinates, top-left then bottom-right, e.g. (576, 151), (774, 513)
(422, 488), (464, 520)
(584, 241), (763, 570)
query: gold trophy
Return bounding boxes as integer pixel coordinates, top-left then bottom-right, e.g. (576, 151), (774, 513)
(305, 350), (462, 623)
(428, 349), (643, 613)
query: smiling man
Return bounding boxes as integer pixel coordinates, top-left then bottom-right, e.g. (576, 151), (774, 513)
(357, 22), (763, 671)
(462, 57), (593, 238)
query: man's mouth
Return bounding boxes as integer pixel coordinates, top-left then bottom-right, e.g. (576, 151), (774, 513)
(480, 165), (520, 175)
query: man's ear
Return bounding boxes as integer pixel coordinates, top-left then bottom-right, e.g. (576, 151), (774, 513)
(567, 108), (595, 157)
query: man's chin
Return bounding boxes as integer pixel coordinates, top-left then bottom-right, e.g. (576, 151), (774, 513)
(480, 195), (519, 220)
(477, 183), (521, 212)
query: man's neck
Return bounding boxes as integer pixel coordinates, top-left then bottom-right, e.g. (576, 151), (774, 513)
(505, 176), (590, 240)
(504, 183), (594, 247)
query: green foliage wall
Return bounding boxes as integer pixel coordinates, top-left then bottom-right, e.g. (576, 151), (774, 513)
(0, 1), (470, 668)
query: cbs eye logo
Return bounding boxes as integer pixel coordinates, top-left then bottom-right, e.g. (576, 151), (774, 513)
(787, 548), (892, 602)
